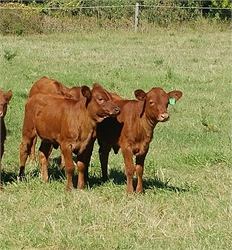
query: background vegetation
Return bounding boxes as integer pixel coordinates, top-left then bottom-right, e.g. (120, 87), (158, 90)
(0, 0), (231, 35)
(0, 1), (231, 249)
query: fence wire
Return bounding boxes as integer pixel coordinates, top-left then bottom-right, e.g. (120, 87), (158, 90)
(0, 5), (231, 10)
(0, 1), (231, 35)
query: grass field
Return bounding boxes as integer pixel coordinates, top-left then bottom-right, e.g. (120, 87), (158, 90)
(0, 24), (231, 249)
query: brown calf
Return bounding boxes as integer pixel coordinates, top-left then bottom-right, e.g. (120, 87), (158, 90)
(96, 87), (182, 193)
(19, 83), (120, 191)
(28, 76), (83, 163)
(0, 90), (12, 188)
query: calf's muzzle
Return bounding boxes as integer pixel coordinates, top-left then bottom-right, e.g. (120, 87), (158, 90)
(159, 113), (169, 122)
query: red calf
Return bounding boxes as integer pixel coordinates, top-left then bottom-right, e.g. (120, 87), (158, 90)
(97, 87), (182, 193)
(19, 83), (120, 191)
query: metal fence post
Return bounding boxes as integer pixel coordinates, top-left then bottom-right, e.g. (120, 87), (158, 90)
(135, 2), (139, 31)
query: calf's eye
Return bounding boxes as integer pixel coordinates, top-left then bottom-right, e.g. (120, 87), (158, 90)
(98, 98), (104, 103)
(149, 100), (154, 106)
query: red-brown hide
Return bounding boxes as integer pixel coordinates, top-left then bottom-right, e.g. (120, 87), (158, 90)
(19, 83), (120, 191)
(29, 76), (82, 99)
(0, 90), (12, 161)
(97, 87), (182, 193)
(0, 90), (12, 188)
(28, 76), (83, 163)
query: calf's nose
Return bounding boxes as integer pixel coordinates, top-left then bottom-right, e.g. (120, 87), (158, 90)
(160, 113), (169, 121)
(0, 111), (3, 117)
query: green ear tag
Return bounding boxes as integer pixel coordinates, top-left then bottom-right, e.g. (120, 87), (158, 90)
(169, 97), (176, 105)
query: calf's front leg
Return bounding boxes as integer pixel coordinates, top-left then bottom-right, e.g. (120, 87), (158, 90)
(135, 154), (146, 193)
(83, 137), (95, 181)
(77, 150), (91, 189)
(121, 147), (135, 194)
(61, 145), (75, 191)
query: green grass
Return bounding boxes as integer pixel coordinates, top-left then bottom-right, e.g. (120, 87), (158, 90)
(0, 24), (231, 249)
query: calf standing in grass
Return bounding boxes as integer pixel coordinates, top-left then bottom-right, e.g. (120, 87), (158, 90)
(28, 76), (83, 163)
(97, 87), (182, 193)
(19, 83), (120, 191)
(0, 90), (12, 188)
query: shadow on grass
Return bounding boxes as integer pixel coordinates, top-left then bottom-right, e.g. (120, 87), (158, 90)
(1, 157), (188, 193)
(0, 157), (66, 186)
(86, 168), (188, 193)
(15, 91), (28, 100)
(142, 177), (189, 193)
(1, 170), (18, 184)
(108, 168), (189, 193)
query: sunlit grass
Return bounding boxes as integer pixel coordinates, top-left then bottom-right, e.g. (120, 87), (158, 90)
(0, 25), (231, 249)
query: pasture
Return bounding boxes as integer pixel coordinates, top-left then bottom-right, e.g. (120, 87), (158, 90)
(0, 24), (231, 249)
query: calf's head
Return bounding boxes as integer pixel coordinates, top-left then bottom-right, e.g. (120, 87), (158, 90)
(0, 90), (12, 118)
(82, 83), (120, 122)
(135, 87), (182, 123)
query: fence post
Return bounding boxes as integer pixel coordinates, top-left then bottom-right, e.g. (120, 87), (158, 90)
(135, 2), (139, 31)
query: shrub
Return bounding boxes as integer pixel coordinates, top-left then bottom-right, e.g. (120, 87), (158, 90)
(141, 0), (202, 27)
(209, 0), (232, 19)
(0, 0), (230, 35)
(0, 3), (44, 35)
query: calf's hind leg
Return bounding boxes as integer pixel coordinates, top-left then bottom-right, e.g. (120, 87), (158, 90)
(29, 136), (37, 162)
(98, 141), (111, 182)
(38, 141), (53, 182)
(19, 136), (36, 178)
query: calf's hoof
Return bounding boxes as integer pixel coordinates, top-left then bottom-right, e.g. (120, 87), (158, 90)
(29, 156), (36, 162)
(17, 175), (25, 182)
(135, 188), (144, 194)
(66, 186), (72, 192)
(126, 186), (135, 194)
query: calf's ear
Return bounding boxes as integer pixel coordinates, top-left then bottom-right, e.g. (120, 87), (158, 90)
(5, 90), (12, 102)
(92, 83), (101, 88)
(134, 89), (146, 101)
(168, 90), (182, 102)
(81, 86), (91, 101)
